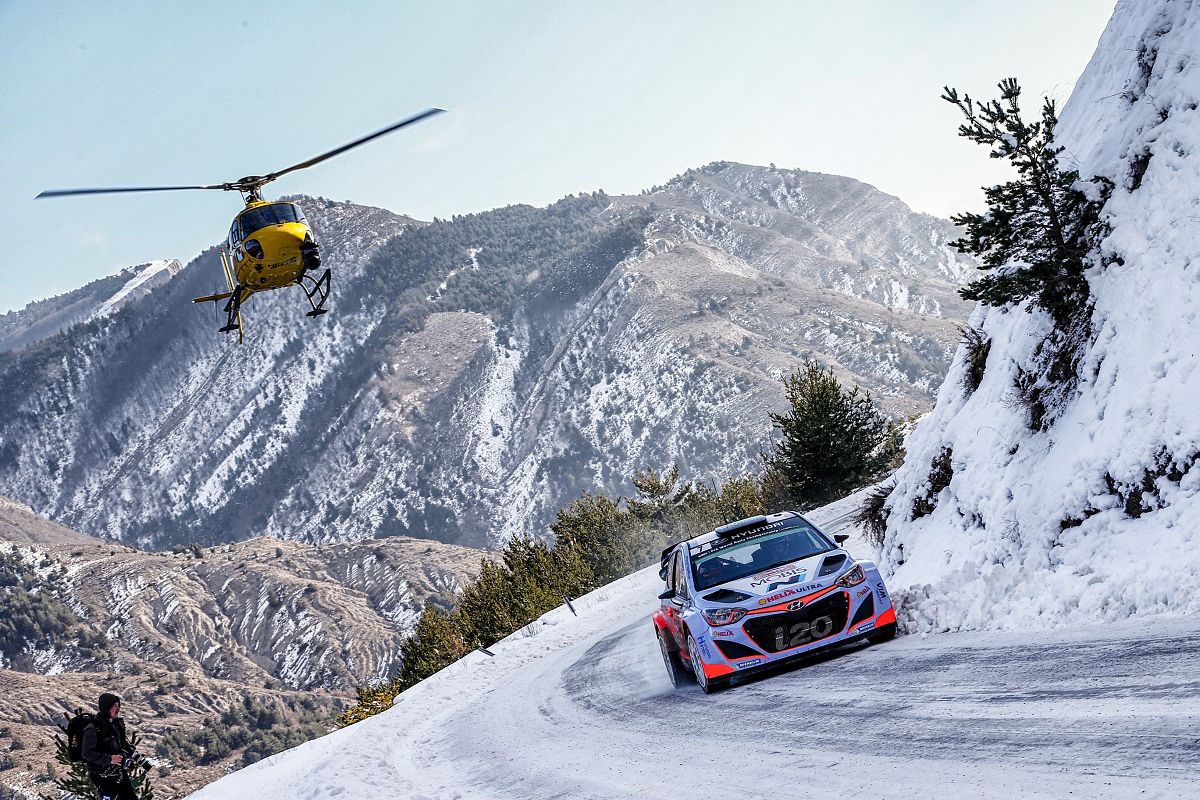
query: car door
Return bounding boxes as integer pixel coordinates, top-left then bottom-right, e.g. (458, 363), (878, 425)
(664, 550), (690, 650)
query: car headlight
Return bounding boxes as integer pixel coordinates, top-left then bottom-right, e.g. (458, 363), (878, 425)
(245, 239), (264, 259)
(701, 607), (748, 627)
(834, 564), (866, 588)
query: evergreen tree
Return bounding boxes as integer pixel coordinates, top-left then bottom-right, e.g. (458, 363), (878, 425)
(497, 537), (590, 611)
(394, 607), (468, 687)
(451, 560), (524, 648)
(338, 538), (591, 727)
(764, 362), (901, 508)
(625, 466), (765, 548)
(943, 78), (1112, 325)
(338, 465), (769, 727)
(442, 536), (592, 653)
(712, 475), (766, 522)
(626, 465), (692, 518)
(337, 680), (401, 728)
(550, 494), (650, 587)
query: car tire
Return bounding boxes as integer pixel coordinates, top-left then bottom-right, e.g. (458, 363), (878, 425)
(658, 630), (691, 688)
(868, 622), (897, 644)
(686, 632), (728, 695)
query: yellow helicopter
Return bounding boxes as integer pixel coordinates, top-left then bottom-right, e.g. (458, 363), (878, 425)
(38, 108), (445, 342)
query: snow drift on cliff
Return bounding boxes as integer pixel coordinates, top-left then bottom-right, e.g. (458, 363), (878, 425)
(881, 0), (1200, 631)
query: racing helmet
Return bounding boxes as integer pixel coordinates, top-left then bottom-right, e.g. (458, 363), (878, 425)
(758, 531), (797, 562)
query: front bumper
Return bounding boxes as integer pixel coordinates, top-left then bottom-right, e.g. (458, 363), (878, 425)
(692, 573), (895, 681)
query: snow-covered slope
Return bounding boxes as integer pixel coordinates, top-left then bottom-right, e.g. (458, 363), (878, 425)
(880, 0), (1200, 631)
(0, 258), (183, 352)
(184, 489), (1200, 800)
(0, 494), (482, 688)
(90, 258), (179, 319)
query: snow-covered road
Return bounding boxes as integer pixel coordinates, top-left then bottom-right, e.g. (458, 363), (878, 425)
(191, 555), (1200, 800)
(417, 616), (1200, 799)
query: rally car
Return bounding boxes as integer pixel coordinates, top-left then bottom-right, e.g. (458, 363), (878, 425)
(652, 511), (896, 693)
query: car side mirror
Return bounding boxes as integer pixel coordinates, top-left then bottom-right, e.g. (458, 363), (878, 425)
(658, 589), (674, 600)
(834, 534), (849, 545)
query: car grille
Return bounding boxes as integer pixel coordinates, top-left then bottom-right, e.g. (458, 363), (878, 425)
(743, 592), (850, 653)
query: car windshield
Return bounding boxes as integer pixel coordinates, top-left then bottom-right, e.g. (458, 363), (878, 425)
(691, 520), (832, 590)
(237, 203), (302, 238)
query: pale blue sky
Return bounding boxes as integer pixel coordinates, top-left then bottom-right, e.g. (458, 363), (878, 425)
(0, 1), (1115, 313)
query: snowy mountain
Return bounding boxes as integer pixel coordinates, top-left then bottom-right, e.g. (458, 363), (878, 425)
(0, 168), (972, 550)
(876, 0), (1200, 632)
(0, 494), (481, 687)
(0, 493), (485, 798)
(0, 259), (182, 353)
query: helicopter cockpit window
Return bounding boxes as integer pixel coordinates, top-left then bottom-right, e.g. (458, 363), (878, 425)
(229, 221), (241, 246)
(238, 203), (302, 236)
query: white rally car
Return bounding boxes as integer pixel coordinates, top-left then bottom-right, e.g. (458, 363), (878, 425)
(652, 512), (896, 693)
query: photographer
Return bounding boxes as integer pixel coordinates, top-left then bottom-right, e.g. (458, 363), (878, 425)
(80, 693), (139, 800)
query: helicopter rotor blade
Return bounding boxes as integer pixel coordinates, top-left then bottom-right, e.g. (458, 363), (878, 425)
(262, 107), (445, 184)
(37, 184), (228, 199)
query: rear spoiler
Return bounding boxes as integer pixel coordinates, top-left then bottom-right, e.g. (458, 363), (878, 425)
(658, 544), (678, 581)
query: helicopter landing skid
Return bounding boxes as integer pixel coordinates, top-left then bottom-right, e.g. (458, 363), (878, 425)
(218, 286), (246, 343)
(299, 268), (331, 318)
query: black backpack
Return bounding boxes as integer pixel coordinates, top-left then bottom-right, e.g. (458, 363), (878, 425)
(64, 711), (96, 763)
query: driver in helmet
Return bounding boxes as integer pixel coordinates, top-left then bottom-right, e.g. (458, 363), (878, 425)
(753, 533), (797, 569)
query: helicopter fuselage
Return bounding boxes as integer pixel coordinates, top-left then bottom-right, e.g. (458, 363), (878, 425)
(228, 200), (320, 294)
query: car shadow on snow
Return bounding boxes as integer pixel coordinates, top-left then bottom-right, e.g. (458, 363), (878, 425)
(709, 635), (891, 694)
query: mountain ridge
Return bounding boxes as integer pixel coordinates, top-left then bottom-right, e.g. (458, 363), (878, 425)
(0, 165), (974, 550)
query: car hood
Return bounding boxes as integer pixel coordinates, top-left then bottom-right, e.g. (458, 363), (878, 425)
(699, 551), (850, 606)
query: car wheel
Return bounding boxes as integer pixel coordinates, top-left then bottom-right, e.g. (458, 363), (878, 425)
(868, 622), (897, 644)
(687, 632), (728, 695)
(658, 630), (691, 688)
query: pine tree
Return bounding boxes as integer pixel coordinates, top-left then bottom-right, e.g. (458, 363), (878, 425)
(625, 465), (766, 546)
(943, 78), (1112, 325)
(714, 475), (766, 522)
(764, 362), (901, 508)
(452, 560), (526, 648)
(394, 607), (469, 686)
(337, 465), (771, 727)
(550, 494), (649, 586)
(337, 680), (400, 728)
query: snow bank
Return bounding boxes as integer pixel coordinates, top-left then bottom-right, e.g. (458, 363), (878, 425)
(187, 566), (663, 800)
(881, 0), (1200, 632)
